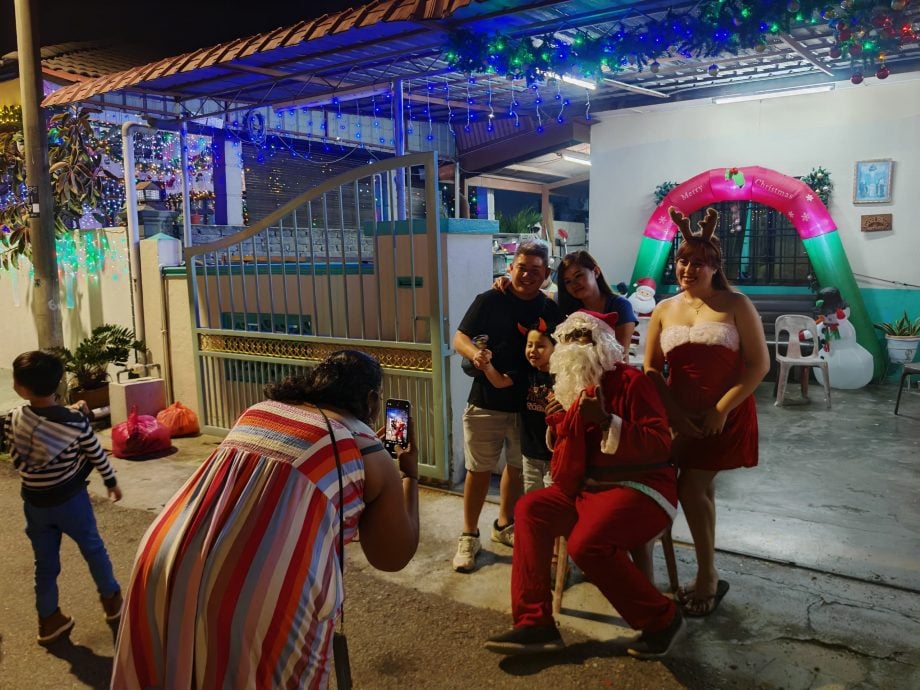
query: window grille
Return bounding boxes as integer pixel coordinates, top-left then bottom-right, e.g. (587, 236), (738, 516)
(661, 201), (814, 287)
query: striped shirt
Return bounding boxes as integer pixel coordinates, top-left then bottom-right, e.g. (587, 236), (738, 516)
(0, 404), (117, 507)
(112, 400), (368, 690)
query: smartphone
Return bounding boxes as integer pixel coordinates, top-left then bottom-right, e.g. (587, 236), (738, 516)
(384, 398), (411, 458)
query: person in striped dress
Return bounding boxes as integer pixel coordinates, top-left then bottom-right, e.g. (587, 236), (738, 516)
(112, 350), (420, 689)
(1, 351), (123, 645)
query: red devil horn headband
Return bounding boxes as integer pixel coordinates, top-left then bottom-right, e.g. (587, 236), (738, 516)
(517, 317), (549, 336)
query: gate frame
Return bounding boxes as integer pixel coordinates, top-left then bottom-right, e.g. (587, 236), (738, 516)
(184, 151), (452, 480)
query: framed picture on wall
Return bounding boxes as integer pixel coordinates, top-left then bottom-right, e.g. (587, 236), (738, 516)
(853, 159), (893, 204)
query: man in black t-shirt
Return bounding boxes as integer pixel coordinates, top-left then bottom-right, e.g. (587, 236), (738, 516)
(451, 241), (562, 573)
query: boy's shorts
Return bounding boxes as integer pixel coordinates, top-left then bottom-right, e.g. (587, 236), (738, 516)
(462, 405), (522, 473)
(522, 456), (552, 494)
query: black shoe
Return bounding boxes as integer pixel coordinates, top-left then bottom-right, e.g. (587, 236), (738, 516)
(484, 625), (564, 655)
(626, 610), (685, 659)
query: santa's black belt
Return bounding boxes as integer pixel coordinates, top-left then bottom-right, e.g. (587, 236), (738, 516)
(586, 461), (673, 477)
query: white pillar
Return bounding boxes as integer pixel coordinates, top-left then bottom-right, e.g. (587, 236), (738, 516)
(223, 139), (244, 226)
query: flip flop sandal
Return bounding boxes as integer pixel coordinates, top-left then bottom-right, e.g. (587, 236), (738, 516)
(681, 579), (729, 617)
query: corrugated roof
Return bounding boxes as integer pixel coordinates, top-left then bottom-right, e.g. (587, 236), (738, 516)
(38, 0), (920, 119)
(1, 41), (170, 82)
(42, 0), (477, 107)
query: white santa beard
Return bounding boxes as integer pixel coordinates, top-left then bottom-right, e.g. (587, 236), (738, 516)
(550, 342), (605, 410)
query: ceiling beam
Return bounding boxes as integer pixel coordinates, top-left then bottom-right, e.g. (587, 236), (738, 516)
(271, 81), (394, 110)
(505, 163), (569, 177)
(602, 78), (669, 98)
(465, 174), (545, 194)
(545, 172), (590, 190)
(779, 34), (835, 76)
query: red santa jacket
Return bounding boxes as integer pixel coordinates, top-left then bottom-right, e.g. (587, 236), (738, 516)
(547, 364), (676, 518)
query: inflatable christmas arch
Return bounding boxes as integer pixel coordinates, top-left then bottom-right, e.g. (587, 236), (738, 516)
(629, 166), (884, 379)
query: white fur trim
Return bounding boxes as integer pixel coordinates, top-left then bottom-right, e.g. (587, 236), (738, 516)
(599, 413), (622, 454)
(660, 321), (739, 355)
(552, 312), (624, 368)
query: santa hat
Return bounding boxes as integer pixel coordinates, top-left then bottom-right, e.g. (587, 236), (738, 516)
(577, 309), (619, 331)
(635, 277), (656, 291)
(552, 309), (624, 367)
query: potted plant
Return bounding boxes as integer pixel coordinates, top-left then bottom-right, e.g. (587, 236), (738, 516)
(874, 311), (920, 364)
(497, 207), (542, 236)
(50, 324), (146, 409)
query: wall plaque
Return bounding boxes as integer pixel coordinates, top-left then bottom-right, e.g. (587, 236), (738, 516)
(860, 213), (892, 232)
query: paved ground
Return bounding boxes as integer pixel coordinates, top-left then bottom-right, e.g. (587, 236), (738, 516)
(1, 456), (919, 689)
(1, 369), (919, 688)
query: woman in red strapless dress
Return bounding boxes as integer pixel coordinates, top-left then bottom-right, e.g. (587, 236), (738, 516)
(645, 207), (769, 617)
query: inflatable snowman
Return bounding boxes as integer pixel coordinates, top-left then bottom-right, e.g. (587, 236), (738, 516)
(627, 278), (657, 363)
(813, 289), (873, 389)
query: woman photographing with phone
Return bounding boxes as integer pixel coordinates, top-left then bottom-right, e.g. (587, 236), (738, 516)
(112, 350), (419, 690)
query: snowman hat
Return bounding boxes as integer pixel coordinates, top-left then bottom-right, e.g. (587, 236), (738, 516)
(635, 277), (657, 292)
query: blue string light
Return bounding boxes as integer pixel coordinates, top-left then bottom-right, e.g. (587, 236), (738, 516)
(444, 77), (455, 137)
(509, 78), (520, 128)
(406, 80), (414, 135)
(487, 76), (495, 133)
(426, 79), (434, 142)
(350, 101), (359, 144)
(464, 78), (472, 133)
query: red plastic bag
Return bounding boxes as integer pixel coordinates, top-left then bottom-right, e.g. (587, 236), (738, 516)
(156, 401), (200, 437)
(112, 407), (172, 459)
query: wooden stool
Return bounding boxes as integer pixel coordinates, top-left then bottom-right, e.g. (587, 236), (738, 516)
(552, 526), (679, 615)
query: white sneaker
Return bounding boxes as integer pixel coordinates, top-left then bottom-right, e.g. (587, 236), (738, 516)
(491, 520), (514, 547)
(453, 534), (481, 573)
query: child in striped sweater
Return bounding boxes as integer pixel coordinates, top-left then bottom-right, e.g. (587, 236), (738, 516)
(0, 351), (123, 645)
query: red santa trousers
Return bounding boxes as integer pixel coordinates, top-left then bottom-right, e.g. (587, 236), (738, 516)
(512, 483), (675, 632)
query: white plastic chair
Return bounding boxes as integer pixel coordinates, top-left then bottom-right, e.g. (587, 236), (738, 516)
(774, 315), (831, 408)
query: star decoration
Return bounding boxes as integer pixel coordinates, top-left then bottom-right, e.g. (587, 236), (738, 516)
(787, 211), (795, 219)
(805, 194), (814, 202)
(658, 215), (669, 225)
(801, 212), (811, 221)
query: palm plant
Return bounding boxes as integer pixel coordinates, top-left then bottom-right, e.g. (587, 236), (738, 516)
(874, 311), (920, 337)
(498, 207), (542, 235)
(50, 324), (145, 392)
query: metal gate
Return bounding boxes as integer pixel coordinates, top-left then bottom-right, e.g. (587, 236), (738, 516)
(184, 152), (450, 480)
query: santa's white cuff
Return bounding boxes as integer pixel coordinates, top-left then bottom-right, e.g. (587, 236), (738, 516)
(600, 414), (623, 454)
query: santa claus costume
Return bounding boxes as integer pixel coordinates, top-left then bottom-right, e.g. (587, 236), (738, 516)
(485, 310), (683, 659)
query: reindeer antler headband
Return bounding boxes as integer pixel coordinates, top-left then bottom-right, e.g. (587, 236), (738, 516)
(668, 206), (719, 243)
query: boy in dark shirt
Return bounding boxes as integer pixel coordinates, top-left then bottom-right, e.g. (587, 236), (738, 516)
(520, 322), (556, 493)
(475, 319), (555, 493)
(0, 351), (123, 645)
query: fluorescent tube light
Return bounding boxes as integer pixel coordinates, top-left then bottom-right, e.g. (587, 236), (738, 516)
(713, 83), (835, 104)
(543, 71), (598, 90)
(560, 151), (591, 166)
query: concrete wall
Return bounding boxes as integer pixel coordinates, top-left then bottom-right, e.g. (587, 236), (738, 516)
(0, 229), (134, 368)
(588, 75), (920, 319)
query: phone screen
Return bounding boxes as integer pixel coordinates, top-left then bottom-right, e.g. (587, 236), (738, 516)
(384, 398), (411, 457)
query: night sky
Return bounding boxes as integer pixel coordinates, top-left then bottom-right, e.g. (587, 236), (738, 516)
(1, 0), (371, 56)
